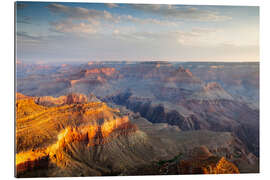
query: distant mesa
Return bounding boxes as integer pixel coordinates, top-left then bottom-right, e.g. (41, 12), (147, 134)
(68, 67), (118, 87)
(189, 82), (233, 100)
(164, 66), (201, 84)
(210, 65), (224, 69)
(140, 61), (170, 64)
(85, 67), (116, 77)
(140, 61), (172, 67)
(176, 66), (193, 77)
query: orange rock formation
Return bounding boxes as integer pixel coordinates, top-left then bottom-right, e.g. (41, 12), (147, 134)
(16, 93), (137, 175)
(85, 67), (116, 77)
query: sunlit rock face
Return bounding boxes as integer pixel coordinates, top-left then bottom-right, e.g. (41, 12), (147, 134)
(34, 93), (101, 106)
(177, 146), (239, 174)
(16, 92), (30, 100)
(85, 67), (116, 77)
(178, 156), (240, 174)
(16, 93), (140, 176)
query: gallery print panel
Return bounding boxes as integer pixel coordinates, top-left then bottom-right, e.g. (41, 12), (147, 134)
(15, 1), (259, 177)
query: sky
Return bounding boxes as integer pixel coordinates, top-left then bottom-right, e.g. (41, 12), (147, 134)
(16, 2), (259, 63)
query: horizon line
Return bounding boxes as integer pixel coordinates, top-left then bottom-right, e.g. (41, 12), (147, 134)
(17, 60), (260, 64)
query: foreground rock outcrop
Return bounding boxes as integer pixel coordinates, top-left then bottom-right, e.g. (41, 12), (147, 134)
(16, 93), (143, 176)
(177, 146), (239, 174)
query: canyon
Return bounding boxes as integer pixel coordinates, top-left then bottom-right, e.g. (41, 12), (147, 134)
(16, 61), (259, 176)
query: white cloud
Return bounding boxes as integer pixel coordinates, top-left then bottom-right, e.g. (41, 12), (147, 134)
(50, 20), (98, 34)
(47, 3), (181, 29)
(119, 14), (178, 26)
(130, 4), (232, 22)
(106, 3), (119, 8)
(47, 3), (114, 22)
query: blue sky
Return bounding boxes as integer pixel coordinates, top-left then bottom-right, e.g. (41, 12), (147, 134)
(16, 2), (259, 63)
